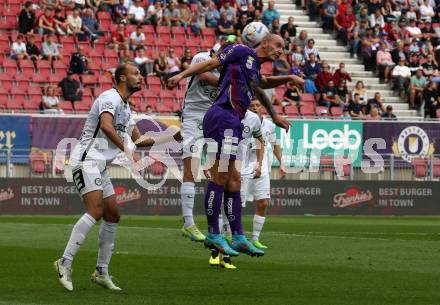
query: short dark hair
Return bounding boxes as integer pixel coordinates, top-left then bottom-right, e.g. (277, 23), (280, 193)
(354, 93), (360, 97)
(114, 63), (135, 84)
(25, 1), (33, 9)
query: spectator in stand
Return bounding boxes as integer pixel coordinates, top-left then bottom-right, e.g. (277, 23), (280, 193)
(369, 8), (385, 29)
(280, 17), (296, 42)
(333, 63), (352, 87)
(336, 79), (349, 106)
(396, 18), (409, 41)
(58, 71), (82, 105)
(180, 48), (193, 71)
(146, 1), (163, 30)
(290, 59), (305, 77)
(196, 0), (209, 30)
(217, 11), (235, 36)
(392, 58), (412, 97)
(86, 0), (103, 14)
(293, 30), (308, 49)
(420, 0), (435, 20)
(423, 81), (440, 118)
(129, 25), (146, 52)
(236, 0), (249, 14)
(60, 0), (76, 10)
(405, 3), (418, 21)
(315, 61), (333, 91)
(146, 105), (154, 115)
(252, 0), (263, 12)
(361, 27), (380, 71)
(391, 40), (407, 64)
(134, 48), (153, 77)
(166, 47), (181, 80)
(38, 7), (56, 36)
(291, 45), (305, 65)
(67, 8), (84, 40)
(406, 18), (423, 39)
(42, 85), (63, 114)
(304, 39), (320, 61)
(113, 0), (128, 23)
(26, 34), (41, 64)
(154, 50), (168, 85)
(381, 105), (397, 119)
(42, 34), (62, 63)
(408, 53), (421, 75)
(304, 53), (321, 80)
(128, 0), (146, 25)
(334, 5), (355, 46)
(270, 18), (281, 35)
(273, 58), (290, 76)
(206, 2), (220, 28)
(54, 8), (69, 36)
(356, 7), (369, 23)
(320, 80), (342, 108)
(220, 1), (237, 23)
(235, 13), (248, 38)
(262, 1), (279, 27)
(246, 3), (257, 21)
(340, 106), (351, 120)
(351, 80), (368, 104)
(321, 0), (337, 31)
(10, 34), (29, 60)
(69, 46), (92, 74)
(74, 0), (86, 10)
(110, 22), (129, 52)
(81, 8), (104, 41)
(367, 92), (385, 114)
(282, 82), (303, 107)
(367, 107), (381, 120)
(19, 1), (36, 34)
(351, 19), (369, 57)
(410, 69), (427, 110)
(348, 93), (364, 119)
(178, 1), (193, 32)
(422, 54), (438, 78)
(162, 1), (180, 26)
(421, 18), (437, 46)
(308, 0), (324, 21)
(119, 49), (133, 64)
(376, 43), (395, 83)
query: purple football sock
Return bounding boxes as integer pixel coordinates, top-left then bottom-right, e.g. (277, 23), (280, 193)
(223, 190), (244, 235)
(205, 182), (224, 234)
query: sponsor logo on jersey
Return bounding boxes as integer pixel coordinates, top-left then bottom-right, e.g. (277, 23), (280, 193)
(102, 102), (114, 110)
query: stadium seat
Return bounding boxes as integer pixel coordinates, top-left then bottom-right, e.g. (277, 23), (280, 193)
(432, 157), (440, 178)
(436, 109), (440, 118)
(284, 105), (299, 116)
(3, 58), (17, 73)
(29, 151), (47, 174)
(320, 155), (335, 172)
(299, 93), (316, 104)
(59, 101), (74, 112)
(330, 106), (343, 117)
(316, 106), (329, 116)
(81, 74), (98, 86)
(299, 105), (315, 116)
(74, 101), (90, 112)
(156, 26), (171, 36)
(37, 60), (52, 70)
(412, 157), (428, 178)
(23, 99), (41, 111)
(7, 96), (24, 111)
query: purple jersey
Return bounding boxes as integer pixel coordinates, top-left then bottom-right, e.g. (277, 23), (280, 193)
(215, 44), (261, 120)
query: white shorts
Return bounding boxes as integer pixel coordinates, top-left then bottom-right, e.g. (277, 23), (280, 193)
(181, 117), (205, 159)
(240, 175), (271, 206)
(72, 163), (115, 199)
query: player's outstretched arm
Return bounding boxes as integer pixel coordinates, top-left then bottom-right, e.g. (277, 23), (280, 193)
(131, 125), (181, 147)
(168, 57), (222, 88)
(255, 87), (291, 132)
(199, 72), (219, 87)
(259, 75), (305, 89)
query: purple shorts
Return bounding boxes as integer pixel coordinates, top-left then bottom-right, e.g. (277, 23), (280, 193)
(203, 104), (243, 161)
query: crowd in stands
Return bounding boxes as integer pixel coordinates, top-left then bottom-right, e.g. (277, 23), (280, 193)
(305, 0), (440, 118)
(1, 0), (438, 119)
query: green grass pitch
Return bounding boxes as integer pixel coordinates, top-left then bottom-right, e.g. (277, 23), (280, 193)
(0, 215), (439, 305)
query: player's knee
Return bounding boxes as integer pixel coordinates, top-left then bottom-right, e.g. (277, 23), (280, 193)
(88, 206), (104, 221)
(104, 211), (120, 223)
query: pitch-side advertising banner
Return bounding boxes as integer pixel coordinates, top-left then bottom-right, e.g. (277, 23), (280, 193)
(0, 115), (30, 163)
(0, 179), (439, 215)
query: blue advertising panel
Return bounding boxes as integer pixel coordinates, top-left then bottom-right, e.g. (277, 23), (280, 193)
(0, 115), (31, 163)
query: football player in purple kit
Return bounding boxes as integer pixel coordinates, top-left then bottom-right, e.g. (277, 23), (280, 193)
(168, 34), (303, 258)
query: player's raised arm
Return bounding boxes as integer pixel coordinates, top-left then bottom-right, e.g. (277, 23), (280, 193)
(131, 125), (181, 147)
(254, 87), (291, 132)
(259, 75), (305, 89)
(168, 57), (222, 88)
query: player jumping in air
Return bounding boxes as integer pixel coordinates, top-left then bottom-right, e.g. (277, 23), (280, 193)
(169, 34), (304, 258)
(54, 63), (179, 292)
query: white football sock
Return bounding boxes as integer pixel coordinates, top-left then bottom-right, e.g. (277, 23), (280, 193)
(96, 220), (117, 276)
(181, 182), (195, 228)
(61, 213), (96, 268)
(222, 209), (231, 235)
(218, 214), (223, 234)
(252, 215), (266, 241)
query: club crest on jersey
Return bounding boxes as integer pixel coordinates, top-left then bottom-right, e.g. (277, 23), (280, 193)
(102, 102), (114, 110)
(95, 178), (102, 186)
(246, 56), (255, 69)
(243, 126), (251, 133)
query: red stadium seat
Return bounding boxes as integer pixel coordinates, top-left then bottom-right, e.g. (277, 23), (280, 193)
(74, 102), (90, 113)
(59, 101), (74, 112)
(330, 106), (343, 117)
(81, 74), (98, 86)
(299, 93), (316, 104)
(316, 106), (329, 116)
(432, 157), (440, 178)
(284, 105), (299, 116)
(300, 105), (315, 116)
(412, 157), (428, 178)
(3, 58), (17, 73)
(23, 99), (41, 111)
(7, 96), (24, 111)
(29, 151), (47, 174)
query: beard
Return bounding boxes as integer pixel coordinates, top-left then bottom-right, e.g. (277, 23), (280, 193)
(128, 83), (142, 93)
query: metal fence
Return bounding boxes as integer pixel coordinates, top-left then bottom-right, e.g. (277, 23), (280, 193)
(1, 148), (439, 181)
